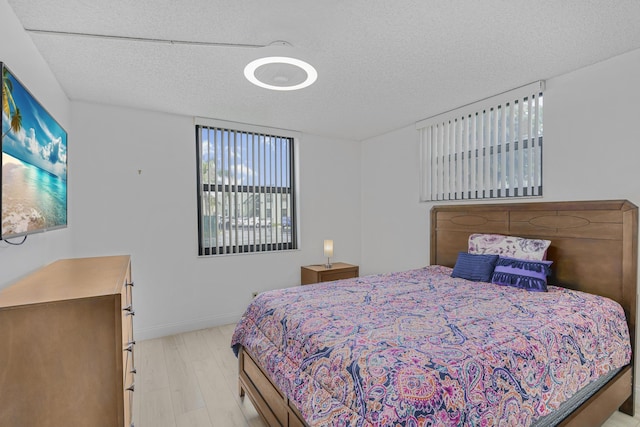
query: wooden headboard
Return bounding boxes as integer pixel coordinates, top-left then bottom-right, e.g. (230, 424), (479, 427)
(431, 199), (638, 414)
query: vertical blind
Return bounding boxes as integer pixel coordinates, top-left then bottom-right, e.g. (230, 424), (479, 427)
(417, 81), (544, 202)
(196, 121), (297, 255)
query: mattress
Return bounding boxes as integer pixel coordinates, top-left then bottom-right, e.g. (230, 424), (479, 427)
(231, 265), (631, 426)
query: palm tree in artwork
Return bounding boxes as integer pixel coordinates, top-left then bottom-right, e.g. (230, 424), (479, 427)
(7, 107), (22, 136)
(2, 66), (22, 138)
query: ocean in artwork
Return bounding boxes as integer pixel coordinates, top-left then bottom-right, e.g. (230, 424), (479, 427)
(2, 153), (67, 237)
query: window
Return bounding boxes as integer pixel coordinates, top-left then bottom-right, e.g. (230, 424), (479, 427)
(196, 120), (297, 255)
(417, 81), (544, 201)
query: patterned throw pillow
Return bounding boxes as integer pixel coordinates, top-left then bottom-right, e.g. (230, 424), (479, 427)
(491, 256), (553, 292)
(451, 252), (499, 282)
(468, 233), (551, 261)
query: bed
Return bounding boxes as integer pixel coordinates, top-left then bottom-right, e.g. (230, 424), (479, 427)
(231, 200), (637, 426)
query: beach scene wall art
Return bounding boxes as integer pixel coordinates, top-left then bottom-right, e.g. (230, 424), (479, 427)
(1, 63), (67, 239)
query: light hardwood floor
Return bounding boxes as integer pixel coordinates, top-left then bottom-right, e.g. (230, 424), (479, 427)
(133, 324), (640, 427)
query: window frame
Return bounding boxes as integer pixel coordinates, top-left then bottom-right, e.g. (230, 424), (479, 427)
(195, 118), (299, 256)
(416, 81), (544, 202)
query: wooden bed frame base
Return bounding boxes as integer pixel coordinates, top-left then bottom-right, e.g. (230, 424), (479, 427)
(238, 200), (637, 426)
(557, 366), (632, 427)
(238, 347), (306, 427)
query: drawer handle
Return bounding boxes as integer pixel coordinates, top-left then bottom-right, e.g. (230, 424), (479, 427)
(126, 383), (135, 392)
(130, 367), (137, 375)
(124, 341), (135, 352)
(126, 281), (134, 288)
(123, 305), (135, 316)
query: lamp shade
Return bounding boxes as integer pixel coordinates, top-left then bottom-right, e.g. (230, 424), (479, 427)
(323, 240), (334, 257)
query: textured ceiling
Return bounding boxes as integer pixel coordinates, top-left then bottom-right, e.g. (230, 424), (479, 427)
(7, 0), (640, 141)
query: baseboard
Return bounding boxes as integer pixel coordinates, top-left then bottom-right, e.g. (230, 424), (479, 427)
(134, 311), (243, 341)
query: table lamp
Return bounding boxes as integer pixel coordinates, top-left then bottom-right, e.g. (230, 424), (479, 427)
(324, 239), (333, 268)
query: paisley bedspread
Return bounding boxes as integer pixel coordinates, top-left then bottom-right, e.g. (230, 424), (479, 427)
(231, 265), (631, 426)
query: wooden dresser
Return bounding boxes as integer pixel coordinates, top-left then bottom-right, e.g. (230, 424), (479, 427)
(0, 255), (135, 427)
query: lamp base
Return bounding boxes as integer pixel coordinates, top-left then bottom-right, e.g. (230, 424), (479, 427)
(325, 258), (332, 269)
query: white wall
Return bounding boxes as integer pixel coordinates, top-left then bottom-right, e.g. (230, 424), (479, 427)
(543, 49), (640, 201)
(360, 48), (640, 275)
(0, 0), (72, 286)
(360, 125), (429, 274)
(69, 102), (361, 339)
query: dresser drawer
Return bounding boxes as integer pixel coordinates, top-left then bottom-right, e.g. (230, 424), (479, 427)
(121, 281), (135, 380)
(301, 263), (359, 285)
(121, 297), (134, 346)
(319, 269), (358, 282)
(124, 348), (135, 427)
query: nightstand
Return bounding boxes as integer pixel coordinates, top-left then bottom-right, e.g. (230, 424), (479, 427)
(301, 262), (359, 285)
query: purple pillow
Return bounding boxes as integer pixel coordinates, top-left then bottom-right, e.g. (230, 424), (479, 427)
(491, 256), (553, 292)
(451, 252), (499, 282)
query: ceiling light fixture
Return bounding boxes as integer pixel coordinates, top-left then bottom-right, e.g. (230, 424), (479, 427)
(244, 57), (318, 91)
